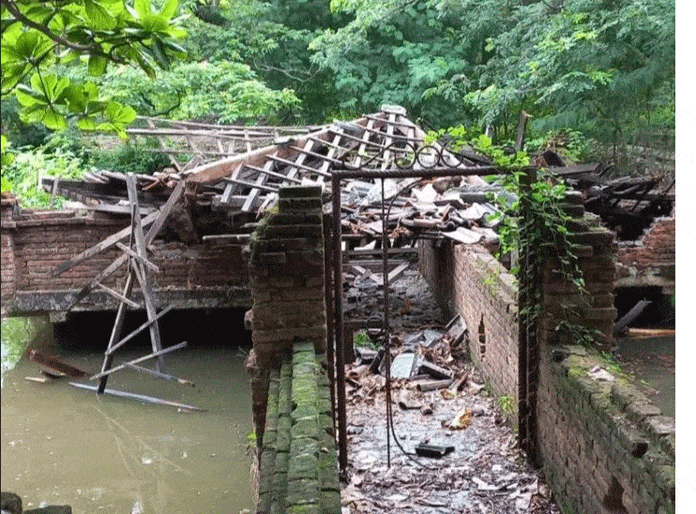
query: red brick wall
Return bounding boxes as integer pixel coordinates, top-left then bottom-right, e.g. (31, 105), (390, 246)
(617, 215), (675, 270)
(1, 201), (250, 314)
(616, 215), (675, 291)
(419, 203), (673, 514)
(419, 241), (519, 402)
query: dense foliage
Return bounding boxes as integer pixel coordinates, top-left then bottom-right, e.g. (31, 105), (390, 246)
(1, 0), (675, 207)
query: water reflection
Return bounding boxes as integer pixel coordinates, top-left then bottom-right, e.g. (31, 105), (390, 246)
(1, 314), (255, 513)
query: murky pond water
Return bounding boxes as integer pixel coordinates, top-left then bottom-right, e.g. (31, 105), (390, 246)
(615, 335), (675, 417)
(1, 314), (255, 514)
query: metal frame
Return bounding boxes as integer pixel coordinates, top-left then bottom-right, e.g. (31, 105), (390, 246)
(329, 163), (537, 473)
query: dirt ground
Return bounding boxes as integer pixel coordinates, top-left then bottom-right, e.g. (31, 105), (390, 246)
(340, 270), (561, 514)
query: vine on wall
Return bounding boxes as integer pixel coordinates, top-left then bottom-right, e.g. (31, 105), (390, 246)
(428, 126), (603, 348)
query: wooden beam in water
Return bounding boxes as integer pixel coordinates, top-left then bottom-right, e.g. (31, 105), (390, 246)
(69, 382), (205, 411)
(91, 341), (188, 381)
(29, 350), (90, 377)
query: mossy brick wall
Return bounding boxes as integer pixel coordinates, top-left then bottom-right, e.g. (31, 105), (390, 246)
(419, 240), (519, 406)
(419, 190), (673, 513)
(0, 197), (249, 314)
(538, 345), (675, 514)
(257, 342), (340, 514)
(244, 184), (328, 448)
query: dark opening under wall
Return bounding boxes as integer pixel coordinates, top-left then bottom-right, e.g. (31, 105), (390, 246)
(52, 307), (253, 351)
(614, 286), (675, 328)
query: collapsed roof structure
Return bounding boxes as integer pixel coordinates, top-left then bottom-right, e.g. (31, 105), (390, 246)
(42, 105), (674, 253)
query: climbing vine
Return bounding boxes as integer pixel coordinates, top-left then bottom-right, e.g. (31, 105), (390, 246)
(427, 126), (603, 348)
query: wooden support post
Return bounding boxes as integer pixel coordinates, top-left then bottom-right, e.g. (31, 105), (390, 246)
(97, 271), (135, 394)
(127, 174), (165, 373)
(106, 305), (175, 356)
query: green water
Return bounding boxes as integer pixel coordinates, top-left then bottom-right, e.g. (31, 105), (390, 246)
(1, 316), (255, 513)
(614, 335), (675, 418)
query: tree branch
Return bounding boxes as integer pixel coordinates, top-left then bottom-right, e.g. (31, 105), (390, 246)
(0, 0), (124, 63)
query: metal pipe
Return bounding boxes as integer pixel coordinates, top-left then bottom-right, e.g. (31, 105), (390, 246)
(331, 174), (348, 474)
(323, 215), (337, 434)
(332, 164), (526, 180)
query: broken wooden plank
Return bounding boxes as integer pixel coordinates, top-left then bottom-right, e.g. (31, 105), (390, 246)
(242, 157), (276, 212)
(221, 176), (279, 193)
(127, 173), (166, 373)
(242, 163), (303, 184)
(124, 363), (194, 386)
(70, 179), (185, 309)
(69, 382), (206, 412)
(29, 350), (90, 377)
(51, 210), (159, 276)
(625, 328), (676, 338)
(386, 261), (410, 283)
(95, 281), (142, 309)
(25, 376), (49, 384)
(91, 341), (188, 381)
(613, 300), (652, 335)
(97, 265), (136, 394)
(106, 305), (175, 356)
(115, 242), (160, 273)
(416, 380), (452, 392)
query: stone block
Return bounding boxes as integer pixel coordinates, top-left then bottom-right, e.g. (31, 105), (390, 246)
(320, 490), (342, 513)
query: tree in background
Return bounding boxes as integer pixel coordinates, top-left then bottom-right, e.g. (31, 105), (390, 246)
(307, 0), (675, 156)
(1, 0), (188, 137)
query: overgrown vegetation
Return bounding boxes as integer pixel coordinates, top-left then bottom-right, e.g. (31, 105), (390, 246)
(1, 0), (674, 207)
(430, 125), (604, 348)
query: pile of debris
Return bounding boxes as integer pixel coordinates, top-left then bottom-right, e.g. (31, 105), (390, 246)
(341, 276), (561, 513)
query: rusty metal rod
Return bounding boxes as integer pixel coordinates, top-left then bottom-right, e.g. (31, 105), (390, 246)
(323, 215), (337, 434)
(332, 164), (525, 180)
(331, 174), (348, 475)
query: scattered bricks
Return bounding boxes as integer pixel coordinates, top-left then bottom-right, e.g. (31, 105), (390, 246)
(564, 190), (585, 204)
(568, 230), (615, 246)
(559, 203), (585, 218)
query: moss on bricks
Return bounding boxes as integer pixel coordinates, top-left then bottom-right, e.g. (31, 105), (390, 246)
(278, 185), (323, 199)
(292, 402), (319, 421)
(274, 450), (291, 476)
(286, 478), (320, 506)
(288, 453), (320, 481)
(288, 504), (322, 514)
(320, 490), (342, 513)
(292, 419), (320, 439)
(277, 415), (292, 453)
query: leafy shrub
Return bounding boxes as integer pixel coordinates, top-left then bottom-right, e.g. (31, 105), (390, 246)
(89, 140), (171, 175)
(1, 144), (86, 208)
